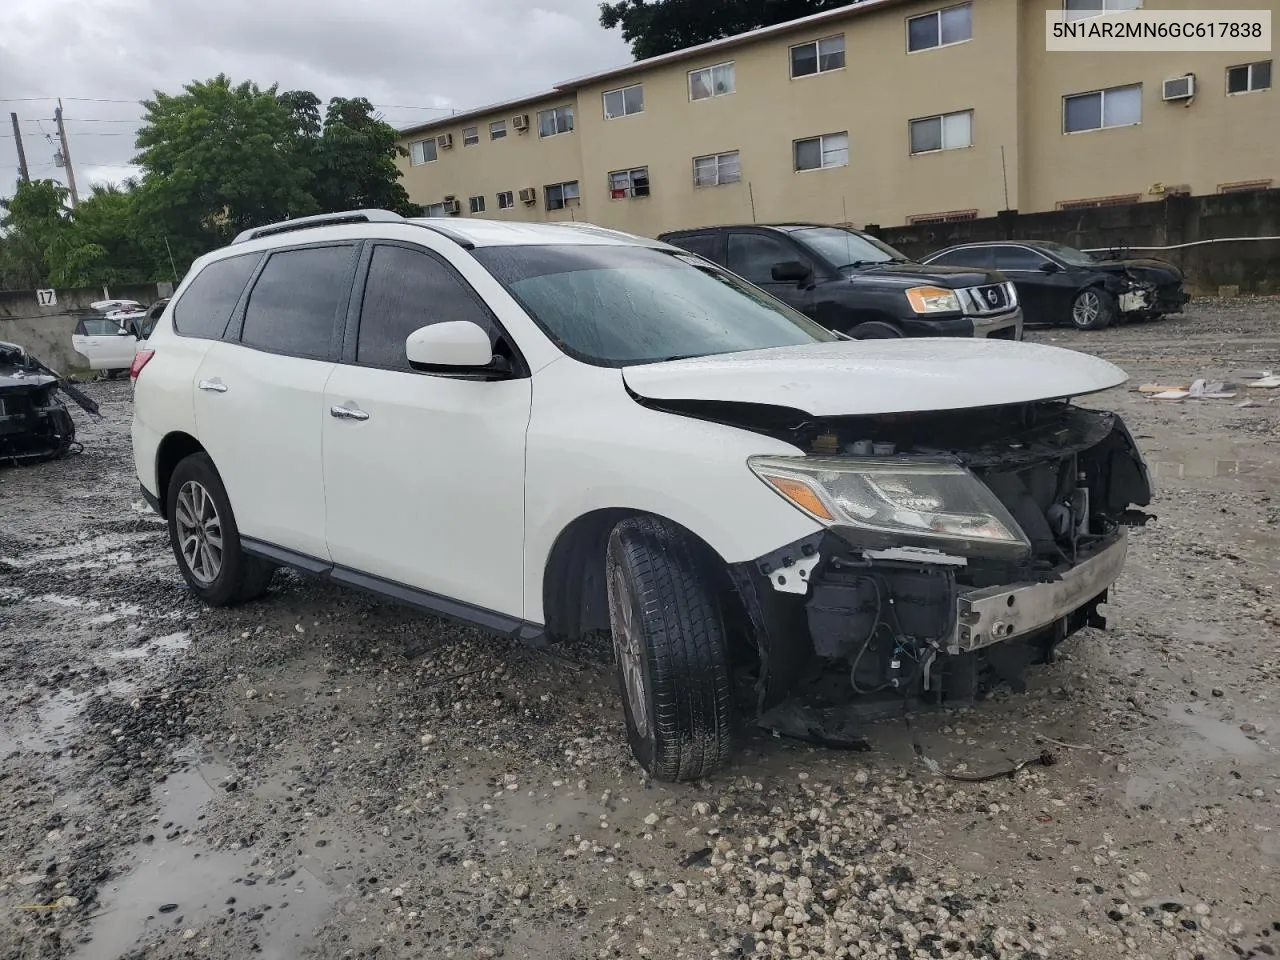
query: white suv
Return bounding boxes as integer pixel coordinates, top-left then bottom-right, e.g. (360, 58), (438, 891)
(131, 210), (1153, 781)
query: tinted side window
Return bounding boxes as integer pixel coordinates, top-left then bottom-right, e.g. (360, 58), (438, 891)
(241, 246), (353, 359)
(173, 254), (260, 340)
(994, 246), (1048, 271)
(356, 245), (495, 371)
(932, 247), (994, 269)
(727, 233), (799, 284)
(670, 233), (722, 264)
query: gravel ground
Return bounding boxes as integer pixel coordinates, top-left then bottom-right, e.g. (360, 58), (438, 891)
(1, 300), (1278, 960)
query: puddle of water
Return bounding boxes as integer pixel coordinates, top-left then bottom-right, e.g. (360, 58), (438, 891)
(34, 595), (101, 610)
(87, 604), (143, 627)
(0, 689), (89, 756)
(1164, 702), (1263, 762)
(108, 632), (190, 662)
(1125, 702), (1266, 805)
(2, 532), (156, 570)
(80, 761), (337, 960)
(1149, 457), (1276, 481)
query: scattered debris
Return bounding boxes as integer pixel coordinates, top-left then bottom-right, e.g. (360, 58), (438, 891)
(1243, 371), (1280, 389)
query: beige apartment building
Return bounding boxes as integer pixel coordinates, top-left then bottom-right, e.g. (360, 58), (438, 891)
(395, 0), (1278, 235)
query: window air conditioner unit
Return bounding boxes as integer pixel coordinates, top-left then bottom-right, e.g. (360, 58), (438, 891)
(1162, 75), (1195, 101)
(518, 187), (536, 204)
(512, 114), (529, 131)
(442, 198), (461, 215)
(437, 133), (454, 149)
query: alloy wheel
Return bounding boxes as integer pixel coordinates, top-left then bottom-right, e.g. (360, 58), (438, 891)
(174, 480), (223, 585)
(1073, 291), (1101, 327)
(611, 566), (650, 739)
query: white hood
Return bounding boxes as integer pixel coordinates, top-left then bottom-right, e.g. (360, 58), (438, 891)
(622, 339), (1127, 417)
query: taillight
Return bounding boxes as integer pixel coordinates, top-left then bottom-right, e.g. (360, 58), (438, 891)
(129, 349), (155, 382)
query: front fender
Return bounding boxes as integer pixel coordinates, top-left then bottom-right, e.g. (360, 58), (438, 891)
(522, 360), (822, 624)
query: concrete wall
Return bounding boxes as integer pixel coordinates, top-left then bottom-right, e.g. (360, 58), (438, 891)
(0, 283), (169, 373)
(869, 188), (1280, 295)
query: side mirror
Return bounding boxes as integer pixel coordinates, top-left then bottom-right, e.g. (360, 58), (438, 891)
(1038, 261), (1062, 274)
(406, 321), (497, 372)
(771, 260), (812, 283)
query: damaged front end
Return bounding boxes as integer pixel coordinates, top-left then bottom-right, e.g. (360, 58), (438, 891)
(0, 341), (99, 465)
(720, 400), (1153, 733)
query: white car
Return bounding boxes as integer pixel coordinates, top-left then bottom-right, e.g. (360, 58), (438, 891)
(130, 210), (1153, 781)
(71, 314), (143, 373)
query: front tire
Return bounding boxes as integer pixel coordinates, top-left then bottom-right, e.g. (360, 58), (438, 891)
(849, 321), (903, 339)
(166, 452), (274, 606)
(606, 516), (733, 782)
(1070, 288), (1116, 330)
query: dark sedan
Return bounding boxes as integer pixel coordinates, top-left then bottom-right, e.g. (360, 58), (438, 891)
(922, 240), (1189, 330)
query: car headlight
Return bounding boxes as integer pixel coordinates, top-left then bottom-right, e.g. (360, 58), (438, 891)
(748, 456), (1031, 559)
(1004, 282), (1019, 307)
(905, 286), (962, 314)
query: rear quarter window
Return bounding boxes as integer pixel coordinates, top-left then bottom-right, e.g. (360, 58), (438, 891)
(172, 253), (262, 340)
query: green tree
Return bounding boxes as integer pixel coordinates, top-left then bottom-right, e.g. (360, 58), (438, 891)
(133, 74), (318, 248)
(308, 98), (417, 216)
(599, 0), (847, 58)
(0, 179), (71, 289)
(46, 183), (168, 288)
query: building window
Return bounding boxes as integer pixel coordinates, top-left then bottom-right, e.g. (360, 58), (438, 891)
(497, 190), (515, 209)
(907, 3), (972, 52)
(1056, 194), (1141, 210)
(609, 167), (650, 199)
(423, 201), (453, 216)
(409, 139), (438, 165)
(1227, 60), (1272, 94)
(693, 151), (741, 186)
(909, 110), (973, 154)
(490, 120), (507, 140)
(603, 84), (644, 119)
(544, 180), (581, 210)
(1064, 0), (1141, 19)
(463, 126), (479, 146)
(538, 105), (575, 138)
(1219, 179), (1273, 193)
(468, 195), (485, 214)
(790, 35), (845, 78)
(1063, 83), (1141, 132)
(907, 209), (979, 225)
(689, 62), (736, 100)
(794, 132), (848, 172)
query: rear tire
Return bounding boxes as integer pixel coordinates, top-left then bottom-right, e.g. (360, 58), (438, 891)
(606, 516), (733, 782)
(1070, 288), (1116, 330)
(166, 452), (274, 606)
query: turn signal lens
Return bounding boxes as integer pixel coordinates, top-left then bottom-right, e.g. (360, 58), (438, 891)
(762, 475), (835, 521)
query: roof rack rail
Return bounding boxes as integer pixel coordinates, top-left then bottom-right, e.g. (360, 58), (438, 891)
(410, 221), (476, 250)
(232, 209), (406, 245)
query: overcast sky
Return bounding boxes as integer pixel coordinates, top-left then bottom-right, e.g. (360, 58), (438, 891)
(0, 0), (632, 193)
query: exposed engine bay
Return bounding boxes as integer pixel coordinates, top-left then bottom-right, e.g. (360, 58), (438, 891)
(0, 341), (99, 464)
(673, 398), (1155, 730)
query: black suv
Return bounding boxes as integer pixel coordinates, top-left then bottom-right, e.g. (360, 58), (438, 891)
(657, 223), (1023, 340)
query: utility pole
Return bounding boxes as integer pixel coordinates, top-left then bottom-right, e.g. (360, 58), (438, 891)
(54, 99), (79, 207)
(10, 113), (29, 183)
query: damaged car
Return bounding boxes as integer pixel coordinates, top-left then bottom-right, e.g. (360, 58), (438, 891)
(1, 340), (99, 463)
(922, 240), (1189, 330)
(131, 210), (1152, 782)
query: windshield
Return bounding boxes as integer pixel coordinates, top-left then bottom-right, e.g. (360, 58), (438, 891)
(472, 244), (838, 367)
(1035, 241), (1097, 267)
(789, 227), (909, 267)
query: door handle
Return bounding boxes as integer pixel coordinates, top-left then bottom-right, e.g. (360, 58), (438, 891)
(198, 379), (228, 393)
(330, 404), (370, 422)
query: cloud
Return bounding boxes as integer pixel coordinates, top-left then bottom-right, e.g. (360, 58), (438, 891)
(0, 0), (631, 186)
